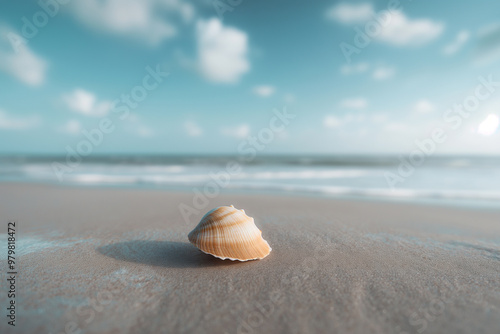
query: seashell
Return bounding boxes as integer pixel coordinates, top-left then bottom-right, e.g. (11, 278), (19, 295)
(188, 205), (272, 261)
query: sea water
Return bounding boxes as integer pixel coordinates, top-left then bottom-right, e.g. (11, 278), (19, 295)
(1, 155), (499, 207)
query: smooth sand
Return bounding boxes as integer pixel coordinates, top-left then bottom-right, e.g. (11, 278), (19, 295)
(0, 183), (499, 334)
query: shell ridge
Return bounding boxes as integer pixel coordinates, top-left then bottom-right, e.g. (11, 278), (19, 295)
(188, 206), (271, 261)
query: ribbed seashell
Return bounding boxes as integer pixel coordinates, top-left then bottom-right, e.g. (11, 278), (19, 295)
(188, 205), (271, 261)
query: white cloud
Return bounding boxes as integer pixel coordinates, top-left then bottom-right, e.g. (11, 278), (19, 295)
(376, 11), (444, 46)
(184, 121), (203, 137)
(196, 18), (250, 83)
(327, 5), (443, 47)
(344, 113), (366, 123)
(125, 114), (154, 137)
(222, 124), (250, 139)
(474, 23), (500, 65)
(59, 120), (82, 135)
(253, 85), (275, 97)
(477, 114), (499, 136)
(372, 66), (395, 80)
(0, 30), (47, 86)
(340, 98), (367, 109)
(324, 115), (342, 128)
(0, 109), (40, 130)
(340, 62), (369, 75)
(284, 93), (296, 104)
(69, 0), (194, 46)
(414, 99), (436, 113)
(324, 112), (385, 132)
(442, 30), (469, 56)
(326, 3), (374, 24)
(385, 122), (409, 133)
(136, 125), (154, 137)
(168, 0), (195, 22)
(63, 89), (113, 117)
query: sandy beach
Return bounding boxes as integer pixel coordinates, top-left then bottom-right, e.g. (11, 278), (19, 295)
(1, 183), (499, 334)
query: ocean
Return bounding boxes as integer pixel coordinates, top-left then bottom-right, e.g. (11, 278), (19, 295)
(1, 155), (499, 207)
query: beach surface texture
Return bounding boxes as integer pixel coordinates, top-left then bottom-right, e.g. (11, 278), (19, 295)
(1, 183), (499, 334)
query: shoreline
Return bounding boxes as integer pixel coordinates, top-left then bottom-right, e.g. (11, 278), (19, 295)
(1, 180), (499, 212)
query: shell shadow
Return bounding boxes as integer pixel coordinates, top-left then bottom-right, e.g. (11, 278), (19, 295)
(97, 240), (242, 268)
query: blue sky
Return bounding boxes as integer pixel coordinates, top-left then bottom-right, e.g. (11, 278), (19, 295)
(1, 0), (500, 155)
